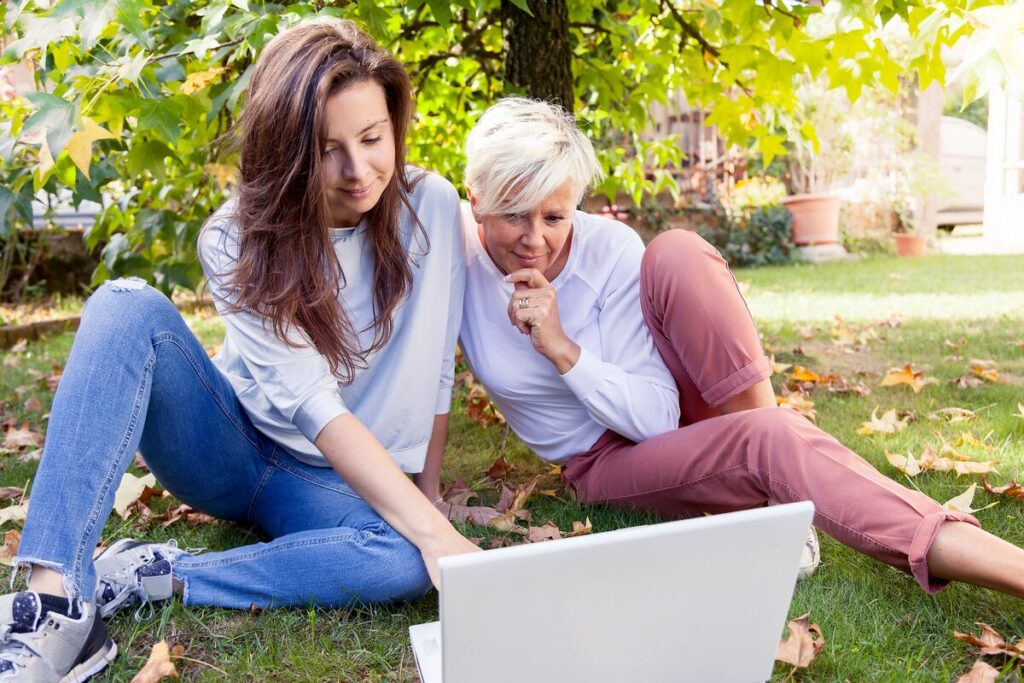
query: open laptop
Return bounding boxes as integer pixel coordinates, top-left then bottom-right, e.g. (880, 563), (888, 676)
(409, 501), (814, 683)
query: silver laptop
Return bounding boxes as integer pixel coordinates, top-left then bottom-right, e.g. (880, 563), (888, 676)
(409, 501), (814, 683)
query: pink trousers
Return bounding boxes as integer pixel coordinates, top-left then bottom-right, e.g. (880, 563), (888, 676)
(562, 230), (979, 593)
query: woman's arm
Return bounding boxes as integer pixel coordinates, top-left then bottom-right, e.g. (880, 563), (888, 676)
(316, 413), (478, 588)
(412, 413), (447, 503)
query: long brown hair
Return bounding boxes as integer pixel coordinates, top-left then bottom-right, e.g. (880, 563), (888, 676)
(227, 18), (418, 381)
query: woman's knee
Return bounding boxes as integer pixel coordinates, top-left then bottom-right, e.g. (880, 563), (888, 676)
(643, 230), (725, 280)
(84, 278), (182, 335)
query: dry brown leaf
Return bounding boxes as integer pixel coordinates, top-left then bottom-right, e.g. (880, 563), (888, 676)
(0, 530), (20, 566)
(161, 504), (218, 529)
(8, 339), (27, 354)
(3, 422), (44, 450)
(952, 460), (1000, 476)
(952, 431), (991, 450)
(22, 397), (42, 412)
(1014, 402), (1024, 420)
(466, 385), (505, 427)
(113, 472), (157, 520)
(486, 536), (513, 549)
(825, 376), (871, 397)
(0, 501), (28, 528)
(788, 366), (821, 384)
(0, 487), (24, 502)
(955, 660), (999, 683)
(953, 623), (1024, 657)
(944, 338), (967, 353)
(526, 522), (562, 543)
(565, 518), (593, 537)
(16, 449), (41, 464)
(775, 613), (825, 668)
(858, 408), (908, 436)
(886, 450), (924, 477)
(441, 480), (478, 507)
(927, 407), (976, 424)
(954, 374), (986, 389)
(980, 476), (1024, 500)
(942, 484), (998, 514)
(879, 364), (932, 393)
(968, 359), (1000, 383)
(769, 355), (791, 376)
(776, 393), (816, 421)
(484, 456), (513, 480)
(131, 639), (178, 683)
(508, 475), (542, 514)
(487, 513), (528, 536)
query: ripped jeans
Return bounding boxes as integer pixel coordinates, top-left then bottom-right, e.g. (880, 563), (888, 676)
(14, 279), (431, 609)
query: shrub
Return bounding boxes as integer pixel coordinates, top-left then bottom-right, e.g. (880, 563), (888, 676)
(697, 205), (793, 268)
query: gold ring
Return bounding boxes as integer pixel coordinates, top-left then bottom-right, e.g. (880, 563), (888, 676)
(518, 297), (529, 309)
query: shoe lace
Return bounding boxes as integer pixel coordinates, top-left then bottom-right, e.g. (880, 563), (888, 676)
(0, 624), (44, 671)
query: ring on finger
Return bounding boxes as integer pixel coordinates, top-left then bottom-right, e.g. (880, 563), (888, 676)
(518, 297), (529, 309)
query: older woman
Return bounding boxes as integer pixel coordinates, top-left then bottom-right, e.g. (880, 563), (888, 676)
(453, 97), (1024, 601)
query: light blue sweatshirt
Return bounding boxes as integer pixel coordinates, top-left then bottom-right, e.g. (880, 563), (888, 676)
(198, 170), (464, 472)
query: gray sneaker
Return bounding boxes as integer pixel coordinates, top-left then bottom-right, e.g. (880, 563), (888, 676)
(0, 592), (116, 681)
(93, 539), (184, 620)
(798, 526), (822, 579)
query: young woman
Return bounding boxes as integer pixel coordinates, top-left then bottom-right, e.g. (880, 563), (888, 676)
(452, 97), (1024, 606)
(0, 19), (475, 681)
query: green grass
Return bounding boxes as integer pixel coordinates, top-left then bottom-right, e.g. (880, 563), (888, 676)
(1, 252), (1023, 680)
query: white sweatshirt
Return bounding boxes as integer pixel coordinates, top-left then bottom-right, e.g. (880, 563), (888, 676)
(199, 170), (464, 472)
(459, 209), (680, 463)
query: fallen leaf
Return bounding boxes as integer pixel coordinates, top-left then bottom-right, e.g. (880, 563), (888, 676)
(879, 364), (931, 393)
(980, 476), (1024, 500)
(955, 660), (999, 683)
(952, 431), (990, 450)
(886, 450), (924, 477)
(927, 407), (976, 424)
(943, 338), (967, 353)
(777, 392), (817, 421)
(527, 522), (562, 543)
(441, 479), (478, 507)
(0, 501), (28, 528)
(968, 359), (1000, 383)
(508, 475), (542, 514)
(160, 504), (218, 529)
(775, 613), (825, 668)
(16, 449), (41, 464)
(484, 456), (513, 480)
(943, 484), (998, 514)
(788, 366), (821, 384)
(0, 487), (24, 502)
(22, 397), (42, 412)
(131, 639), (178, 683)
(769, 355), (791, 376)
(486, 536), (513, 549)
(858, 408), (908, 435)
(953, 623), (1024, 657)
(3, 422), (44, 450)
(565, 518), (593, 537)
(0, 530), (20, 566)
(113, 472), (158, 519)
(487, 513), (528, 536)
(953, 374), (985, 389)
(466, 385), (505, 427)
(1013, 403), (1024, 420)
(952, 460), (999, 476)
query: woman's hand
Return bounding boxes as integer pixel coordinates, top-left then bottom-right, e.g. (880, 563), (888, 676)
(504, 268), (581, 374)
(420, 532), (482, 589)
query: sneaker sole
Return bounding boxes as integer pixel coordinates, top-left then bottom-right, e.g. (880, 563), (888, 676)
(60, 638), (117, 683)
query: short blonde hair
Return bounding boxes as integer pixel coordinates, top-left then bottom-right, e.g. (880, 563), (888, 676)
(464, 97), (603, 216)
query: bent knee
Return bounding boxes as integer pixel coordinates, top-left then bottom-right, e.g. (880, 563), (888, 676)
(641, 230), (730, 298)
(85, 278), (179, 329)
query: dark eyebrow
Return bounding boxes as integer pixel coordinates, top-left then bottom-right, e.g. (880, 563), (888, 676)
(325, 118), (389, 144)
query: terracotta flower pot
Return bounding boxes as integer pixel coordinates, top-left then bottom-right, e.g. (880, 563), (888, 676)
(781, 194), (841, 246)
(894, 233), (927, 258)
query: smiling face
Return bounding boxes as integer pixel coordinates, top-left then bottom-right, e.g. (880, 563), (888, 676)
(471, 181), (579, 280)
(321, 79), (396, 227)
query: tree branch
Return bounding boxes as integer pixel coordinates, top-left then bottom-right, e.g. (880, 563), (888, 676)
(764, 0), (800, 23)
(660, 0), (720, 59)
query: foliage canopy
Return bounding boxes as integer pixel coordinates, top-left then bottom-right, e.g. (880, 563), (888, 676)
(0, 0), (1018, 292)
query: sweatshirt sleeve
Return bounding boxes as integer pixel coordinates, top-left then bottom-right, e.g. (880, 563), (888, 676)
(198, 213), (348, 443)
(434, 190), (467, 414)
(558, 232), (680, 442)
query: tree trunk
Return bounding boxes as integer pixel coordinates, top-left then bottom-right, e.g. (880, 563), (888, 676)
(501, 0), (573, 112)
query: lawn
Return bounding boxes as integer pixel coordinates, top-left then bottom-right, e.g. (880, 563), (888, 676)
(1, 252), (1023, 681)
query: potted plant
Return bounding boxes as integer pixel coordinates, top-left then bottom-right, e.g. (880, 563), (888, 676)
(780, 81), (855, 245)
(890, 152), (952, 257)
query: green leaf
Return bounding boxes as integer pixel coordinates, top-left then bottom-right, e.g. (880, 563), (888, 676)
(137, 98), (183, 145)
(507, 0), (533, 17)
(2, 15), (78, 60)
(115, 0), (149, 47)
(23, 92), (77, 158)
(127, 139), (176, 182)
(426, 0), (451, 26)
(0, 187), (15, 238)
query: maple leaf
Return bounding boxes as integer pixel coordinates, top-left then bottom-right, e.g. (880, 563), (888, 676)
(769, 355), (791, 376)
(441, 479), (478, 507)
(487, 513), (528, 536)
(942, 484), (998, 514)
(3, 422), (44, 450)
(858, 408), (908, 435)
(788, 365), (821, 384)
(65, 117), (117, 178)
(927, 407), (977, 424)
(0, 530), (20, 567)
(879, 364), (931, 393)
(131, 639), (178, 683)
(952, 460), (999, 476)
(485, 455), (514, 480)
(955, 660), (999, 683)
(980, 476), (1024, 500)
(952, 431), (991, 450)
(113, 472), (158, 519)
(775, 613), (825, 668)
(776, 392), (816, 421)
(22, 397), (42, 412)
(0, 501), (28, 528)
(526, 522), (562, 543)
(161, 504), (218, 529)
(886, 450), (924, 477)
(565, 518), (593, 537)
(179, 67), (227, 95)
(0, 487), (24, 503)
(943, 338), (967, 353)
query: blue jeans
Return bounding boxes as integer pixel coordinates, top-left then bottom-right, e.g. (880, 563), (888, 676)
(15, 279), (432, 609)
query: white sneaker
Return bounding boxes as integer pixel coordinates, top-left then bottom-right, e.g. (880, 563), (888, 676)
(93, 539), (185, 620)
(798, 527), (821, 579)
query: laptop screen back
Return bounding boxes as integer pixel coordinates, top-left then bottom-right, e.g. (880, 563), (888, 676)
(437, 502), (814, 683)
